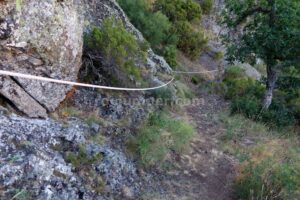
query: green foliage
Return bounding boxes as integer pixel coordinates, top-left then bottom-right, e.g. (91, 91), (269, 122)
(86, 17), (144, 80)
(199, 0), (213, 14)
(175, 21), (208, 59)
(222, 66), (296, 128)
(175, 81), (194, 99)
(152, 87), (175, 105)
(222, 0), (300, 110)
(234, 142), (300, 200)
(118, 0), (180, 68)
(230, 96), (261, 119)
(154, 0), (207, 59)
(222, 0), (300, 65)
(154, 0), (202, 22)
(119, 0), (207, 63)
(16, 0), (22, 12)
(118, 0), (174, 49)
(130, 112), (194, 167)
(65, 145), (102, 170)
(214, 51), (224, 60)
(162, 45), (178, 69)
(220, 112), (300, 200)
(11, 189), (30, 200)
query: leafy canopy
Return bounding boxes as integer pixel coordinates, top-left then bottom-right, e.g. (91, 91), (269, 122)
(222, 0), (300, 67)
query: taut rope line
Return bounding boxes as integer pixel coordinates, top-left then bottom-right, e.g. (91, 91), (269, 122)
(0, 69), (218, 91)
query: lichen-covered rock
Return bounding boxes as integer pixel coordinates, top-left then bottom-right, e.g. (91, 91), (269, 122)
(0, 114), (145, 199)
(0, 0), (84, 112)
(0, 76), (47, 118)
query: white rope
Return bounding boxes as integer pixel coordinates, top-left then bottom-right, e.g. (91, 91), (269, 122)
(0, 69), (219, 91)
(0, 70), (174, 91)
(173, 69), (219, 74)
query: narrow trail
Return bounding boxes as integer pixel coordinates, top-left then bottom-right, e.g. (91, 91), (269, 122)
(155, 92), (237, 200)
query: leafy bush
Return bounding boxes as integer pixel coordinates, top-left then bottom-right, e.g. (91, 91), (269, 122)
(261, 99), (296, 128)
(214, 51), (224, 60)
(230, 96), (261, 119)
(154, 0), (202, 22)
(129, 112), (195, 166)
(175, 20), (208, 59)
(118, 0), (179, 68)
(162, 45), (178, 69)
(118, 0), (174, 49)
(86, 17), (144, 80)
(199, 0), (213, 14)
(119, 0), (208, 63)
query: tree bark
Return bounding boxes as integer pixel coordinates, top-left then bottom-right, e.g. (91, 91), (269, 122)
(263, 65), (277, 109)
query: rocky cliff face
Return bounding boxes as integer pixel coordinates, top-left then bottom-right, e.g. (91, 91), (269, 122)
(0, 0), (171, 118)
(0, 1), (173, 199)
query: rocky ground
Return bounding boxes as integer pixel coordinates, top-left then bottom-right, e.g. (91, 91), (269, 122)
(0, 85), (237, 200)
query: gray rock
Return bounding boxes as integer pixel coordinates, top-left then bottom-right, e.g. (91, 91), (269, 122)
(0, 0), (84, 112)
(0, 76), (47, 118)
(237, 63), (262, 80)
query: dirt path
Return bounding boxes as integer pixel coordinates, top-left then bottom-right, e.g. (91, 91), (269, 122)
(153, 93), (236, 200)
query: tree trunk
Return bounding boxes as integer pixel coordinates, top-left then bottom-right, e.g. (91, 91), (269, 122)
(263, 65), (277, 109)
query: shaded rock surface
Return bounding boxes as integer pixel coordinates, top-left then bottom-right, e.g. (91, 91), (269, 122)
(0, 76), (47, 118)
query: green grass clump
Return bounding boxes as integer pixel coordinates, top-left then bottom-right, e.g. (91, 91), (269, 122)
(65, 145), (102, 170)
(234, 140), (300, 200)
(219, 112), (300, 199)
(130, 112), (195, 167)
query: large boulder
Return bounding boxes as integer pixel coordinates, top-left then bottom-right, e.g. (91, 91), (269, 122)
(0, 0), (84, 115)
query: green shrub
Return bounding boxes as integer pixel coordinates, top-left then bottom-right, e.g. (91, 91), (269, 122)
(175, 20), (208, 59)
(154, 0), (202, 22)
(224, 65), (246, 81)
(86, 17), (144, 79)
(130, 112), (195, 166)
(162, 45), (178, 69)
(118, 0), (174, 49)
(199, 0), (213, 14)
(261, 100), (296, 128)
(230, 96), (261, 119)
(214, 51), (224, 60)
(151, 87), (175, 105)
(224, 78), (264, 99)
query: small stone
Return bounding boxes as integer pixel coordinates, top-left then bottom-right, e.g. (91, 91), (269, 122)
(28, 57), (44, 66)
(90, 123), (100, 133)
(16, 54), (29, 61)
(14, 42), (28, 48)
(122, 186), (134, 199)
